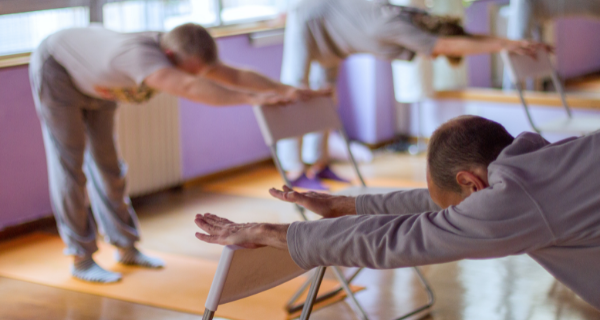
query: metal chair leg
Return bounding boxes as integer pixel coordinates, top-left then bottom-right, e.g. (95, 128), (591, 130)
(269, 145), (309, 220)
(202, 309), (215, 320)
(339, 129), (366, 187)
(394, 267), (435, 320)
(300, 267), (327, 320)
(331, 266), (369, 320)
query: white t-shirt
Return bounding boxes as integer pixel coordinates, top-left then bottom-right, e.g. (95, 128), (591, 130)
(46, 26), (173, 103)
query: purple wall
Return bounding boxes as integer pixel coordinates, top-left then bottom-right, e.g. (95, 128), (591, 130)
(180, 35), (277, 179)
(555, 18), (600, 79)
(0, 66), (52, 229)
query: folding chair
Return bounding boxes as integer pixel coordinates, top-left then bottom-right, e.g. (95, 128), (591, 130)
(253, 97), (435, 320)
(203, 245), (327, 320)
(501, 48), (600, 135)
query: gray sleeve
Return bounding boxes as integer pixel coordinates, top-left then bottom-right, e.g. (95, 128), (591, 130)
(356, 188), (440, 215)
(288, 177), (555, 270)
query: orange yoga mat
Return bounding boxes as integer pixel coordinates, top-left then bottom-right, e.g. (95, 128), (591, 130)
(0, 234), (362, 320)
(201, 166), (426, 199)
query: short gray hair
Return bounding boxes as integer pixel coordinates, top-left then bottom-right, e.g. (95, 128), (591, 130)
(427, 116), (514, 193)
(161, 23), (218, 64)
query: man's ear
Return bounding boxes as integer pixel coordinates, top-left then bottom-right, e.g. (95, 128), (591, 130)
(164, 49), (176, 62)
(455, 171), (486, 194)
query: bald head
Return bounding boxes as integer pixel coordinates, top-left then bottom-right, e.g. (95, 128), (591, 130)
(427, 115), (514, 194)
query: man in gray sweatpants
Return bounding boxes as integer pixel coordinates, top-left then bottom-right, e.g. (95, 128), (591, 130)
(194, 115), (600, 309)
(31, 23), (322, 283)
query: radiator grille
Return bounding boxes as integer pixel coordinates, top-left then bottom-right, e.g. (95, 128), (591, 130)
(116, 93), (182, 196)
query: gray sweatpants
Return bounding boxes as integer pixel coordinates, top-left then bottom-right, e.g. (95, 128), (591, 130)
(277, 7), (338, 171)
(29, 40), (140, 257)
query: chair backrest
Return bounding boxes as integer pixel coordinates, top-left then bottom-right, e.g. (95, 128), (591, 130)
(253, 96), (342, 146)
(501, 49), (554, 82)
(204, 245), (305, 311)
(501, 48), (572, 131)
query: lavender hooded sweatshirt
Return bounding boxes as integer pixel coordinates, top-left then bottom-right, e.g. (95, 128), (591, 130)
(287, 132), (600, 309)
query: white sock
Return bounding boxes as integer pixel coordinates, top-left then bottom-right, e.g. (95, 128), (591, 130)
(115, 247), (165, 269)
(71, 257), (122, 283)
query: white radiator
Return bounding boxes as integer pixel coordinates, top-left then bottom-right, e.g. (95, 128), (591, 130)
(115, 93), (182, 197)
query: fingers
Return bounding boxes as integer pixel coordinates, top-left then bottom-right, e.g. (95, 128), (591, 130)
(195, 232), (221, 244)
(509, 40), (553, 59)
(269, 187), (303, 204)
(195, 214), (221, 234)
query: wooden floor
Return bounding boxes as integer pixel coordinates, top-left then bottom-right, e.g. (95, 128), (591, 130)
(1, 151), (599, 320)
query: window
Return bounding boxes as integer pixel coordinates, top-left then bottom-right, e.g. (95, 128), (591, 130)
(0, 0), (288, 57)
(221, 0), (286, 25)
(104, 0), (287, 32)
(103, 0), (219, 33)
(0, 7), (89, 56)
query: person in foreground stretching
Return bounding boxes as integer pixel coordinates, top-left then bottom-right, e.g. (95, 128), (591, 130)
(31, 23), (326, 284)
(195, 115), (600, 309)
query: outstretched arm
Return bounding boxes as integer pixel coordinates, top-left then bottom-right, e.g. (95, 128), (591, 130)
(204, 62), (289, 93)
(269, 186), (439, 217)
(195, 178), (554, 270)
(268, 186), (356, 218)
(432, 35), (552, 58)
(203, 63), (332, 101)
(144, 67), (284, 106)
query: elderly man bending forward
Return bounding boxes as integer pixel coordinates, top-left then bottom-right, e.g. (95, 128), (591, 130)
(195, 115), (600, 309)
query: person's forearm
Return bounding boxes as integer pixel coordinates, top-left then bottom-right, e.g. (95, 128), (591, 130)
(181, 79), (255, 106)
(256, 223), (289, 250)
(234, 69), (289, 93)
(145, 68), (257, 106)
(330, 196), (357, 217)
(432, 35), (506, 56)
(356, 189), (440, 215)
(206, 64), (290, 94)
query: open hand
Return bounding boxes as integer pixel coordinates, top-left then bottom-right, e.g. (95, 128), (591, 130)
(269, 185), (356, 218)
(504, 39), (553, 58)
(291, 87), (333, 101)
(250, 92), (294, 106)
(195, 213), (264, 249)
(195, 214), (289, 250)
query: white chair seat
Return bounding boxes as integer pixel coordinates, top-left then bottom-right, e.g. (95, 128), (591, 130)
(203, 245), (314, 320)
(536, 117), (600, 135)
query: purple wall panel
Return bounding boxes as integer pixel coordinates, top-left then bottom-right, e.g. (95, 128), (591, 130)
(0, 66), (52, 228)
(555, 18), (600, 79)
